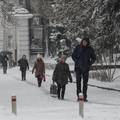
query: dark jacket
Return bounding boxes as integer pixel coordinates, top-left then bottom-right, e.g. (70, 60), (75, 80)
(52, 62), (72, 86)
(18, 58), (29, 71)
(32, 58), (45, 78)
(1, 55), (8, 67)
(72, 45), (96, 71)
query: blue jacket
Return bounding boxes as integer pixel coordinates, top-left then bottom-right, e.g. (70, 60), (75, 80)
(72, 45), (96, 71)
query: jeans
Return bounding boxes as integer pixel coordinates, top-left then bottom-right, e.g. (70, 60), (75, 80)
(76, 69), (89, 100)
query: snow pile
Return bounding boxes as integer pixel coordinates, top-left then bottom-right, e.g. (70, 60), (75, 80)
(12, 6), (29, 14)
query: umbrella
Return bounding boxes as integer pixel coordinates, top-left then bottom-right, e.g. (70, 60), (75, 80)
(0, 51), (13, 56)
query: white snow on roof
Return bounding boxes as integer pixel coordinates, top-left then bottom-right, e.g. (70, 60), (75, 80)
(12, 6), (29, 14)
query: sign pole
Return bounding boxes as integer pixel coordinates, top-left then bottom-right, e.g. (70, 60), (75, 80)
(79, 93), (84, 118)
(11, 95), (17, 115)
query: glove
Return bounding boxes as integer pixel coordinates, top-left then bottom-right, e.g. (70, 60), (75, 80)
(43, 74), (46, 82)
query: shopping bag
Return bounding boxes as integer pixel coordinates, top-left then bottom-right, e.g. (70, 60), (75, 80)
(50, 82), (57, 95)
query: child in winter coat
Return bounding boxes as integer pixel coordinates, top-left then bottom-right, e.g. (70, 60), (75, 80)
(32, 54), (45, 87)
(52, 55), (72, 100)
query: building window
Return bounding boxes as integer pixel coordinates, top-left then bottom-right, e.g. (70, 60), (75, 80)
(32, 16), (40, 26)
(19, 0), (26, 7)
(8, 35), (12, 49)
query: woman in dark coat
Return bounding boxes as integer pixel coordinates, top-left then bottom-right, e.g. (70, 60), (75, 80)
(18, 55), (29, 81)
(52, 55), (72, 100)
(32, 54), (45, 87)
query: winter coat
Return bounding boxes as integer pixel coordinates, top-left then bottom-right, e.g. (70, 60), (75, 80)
(52, 62), (72, 86)
(32, 59), (45, 78)
(1, 55), (8, 67)
(72, 45), (96, 72)
(18, 58), (29, 71)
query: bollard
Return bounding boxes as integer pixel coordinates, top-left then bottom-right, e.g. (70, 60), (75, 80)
(79, 93), (84, 118)
(11, 95), (17, 115)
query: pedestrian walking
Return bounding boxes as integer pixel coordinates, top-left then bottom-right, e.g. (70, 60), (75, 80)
(72, 37), (96, 102)
(1, 54), (8, 74)
(18, 55), (29, 81)
(32, 54), (45, 87)
(52, 55), (72, 100)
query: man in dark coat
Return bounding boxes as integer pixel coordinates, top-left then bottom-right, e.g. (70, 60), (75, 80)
(1, 54), (8, 74)
(72, 37), (96, 102)
(52, 55), (72, 100)
(18, 55), (29, 81)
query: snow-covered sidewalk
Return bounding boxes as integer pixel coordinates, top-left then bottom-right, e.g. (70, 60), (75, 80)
(0, 67), (120, 120)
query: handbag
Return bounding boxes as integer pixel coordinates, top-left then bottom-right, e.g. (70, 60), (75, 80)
(50, 81), (57, 95)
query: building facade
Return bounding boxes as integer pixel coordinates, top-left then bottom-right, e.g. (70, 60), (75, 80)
(0, 0), (48, 62)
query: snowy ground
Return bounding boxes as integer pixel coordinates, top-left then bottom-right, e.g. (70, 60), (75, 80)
(0, 61), (120, 120)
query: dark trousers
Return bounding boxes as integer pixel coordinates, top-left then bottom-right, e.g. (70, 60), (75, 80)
(76, 69), (89, 100)
(37, 77), (42, 87)
(57, 84), (66, 99)
(21, 70), (26, 80)
(3, 66), (7, 74)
